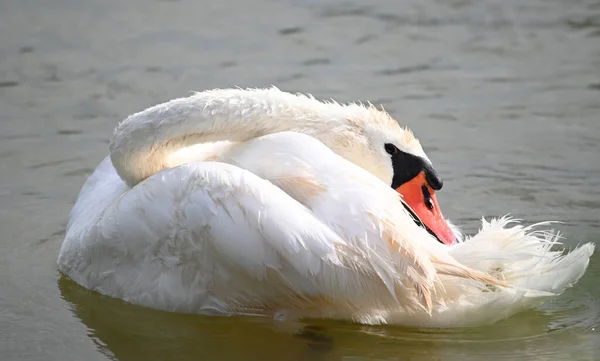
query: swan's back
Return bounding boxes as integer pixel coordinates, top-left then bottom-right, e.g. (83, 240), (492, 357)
(59, 133), (429, 316)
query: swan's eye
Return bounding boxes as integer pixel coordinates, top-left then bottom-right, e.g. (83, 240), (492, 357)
(384, 143), (399, 156)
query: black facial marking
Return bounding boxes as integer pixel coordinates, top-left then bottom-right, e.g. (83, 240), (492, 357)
(385, 143), (443, 190)
(401, 201), (444, 244)
(424, 166), (443, 191)
(387, 143), (445, 244)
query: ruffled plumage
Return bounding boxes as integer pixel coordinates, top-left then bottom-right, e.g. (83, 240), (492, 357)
(57, 88), (594, 327)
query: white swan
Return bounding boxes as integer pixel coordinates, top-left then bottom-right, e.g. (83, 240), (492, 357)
(57, 87), (594, 327)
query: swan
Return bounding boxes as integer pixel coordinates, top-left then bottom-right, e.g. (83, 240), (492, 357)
(57, 87), (594, 327)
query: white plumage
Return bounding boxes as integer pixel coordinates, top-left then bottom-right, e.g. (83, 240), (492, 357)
(57, 87), (594, 327)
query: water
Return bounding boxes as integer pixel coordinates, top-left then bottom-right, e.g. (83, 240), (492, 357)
(1, 0), (599, 360)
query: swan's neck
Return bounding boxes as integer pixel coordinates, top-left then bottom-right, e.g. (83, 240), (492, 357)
(109, 88), (356, 187)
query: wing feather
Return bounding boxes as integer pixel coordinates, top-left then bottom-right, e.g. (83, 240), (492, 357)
(61, 160), (409, 314)
(225, 132), (504, 313)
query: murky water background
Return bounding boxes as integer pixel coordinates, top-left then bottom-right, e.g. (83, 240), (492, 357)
(1, 0), (599, 360)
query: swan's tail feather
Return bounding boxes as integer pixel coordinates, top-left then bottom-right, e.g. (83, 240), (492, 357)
(447, 216), (594, 299)
(414, 282), (433, 314)
(375, 218), (595, 328)
(516, 242), (594, 295)
(432, 260), (509, 289)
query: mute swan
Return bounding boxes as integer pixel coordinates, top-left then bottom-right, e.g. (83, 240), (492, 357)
(57, 87), (594, 327)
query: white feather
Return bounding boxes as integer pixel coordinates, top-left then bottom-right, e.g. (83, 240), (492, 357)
(58, 87), (594, 327)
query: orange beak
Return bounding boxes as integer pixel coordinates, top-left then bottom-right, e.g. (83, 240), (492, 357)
(395, 171), (456, 245)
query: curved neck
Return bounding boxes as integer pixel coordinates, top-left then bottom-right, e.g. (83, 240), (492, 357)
(109, 88), (352, 187)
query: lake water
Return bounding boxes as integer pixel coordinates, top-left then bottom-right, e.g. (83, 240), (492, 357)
(1, 0), (599, 360)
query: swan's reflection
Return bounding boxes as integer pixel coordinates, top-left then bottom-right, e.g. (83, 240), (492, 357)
(59, 276), (338, 361)
(59, 275), (598, 361)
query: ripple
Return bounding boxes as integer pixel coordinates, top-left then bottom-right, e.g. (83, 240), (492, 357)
(0, 80), (19, 88)
(57, 129), (82, 136)
(301, 58), (331, 66)
(29, 157), (81, 170)
(278, 27), (303, 36)
(376, 64), (432, 76)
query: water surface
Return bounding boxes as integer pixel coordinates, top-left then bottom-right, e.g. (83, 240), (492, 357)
(1, 0), (599, 360)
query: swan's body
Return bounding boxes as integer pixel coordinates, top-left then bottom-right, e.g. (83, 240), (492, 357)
(58, 87), (594, 327)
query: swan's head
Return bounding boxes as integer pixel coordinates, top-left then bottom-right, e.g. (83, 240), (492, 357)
(313, 103), (456, 245)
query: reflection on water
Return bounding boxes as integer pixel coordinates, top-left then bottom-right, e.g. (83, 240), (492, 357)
(59, 251), (600, 361)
